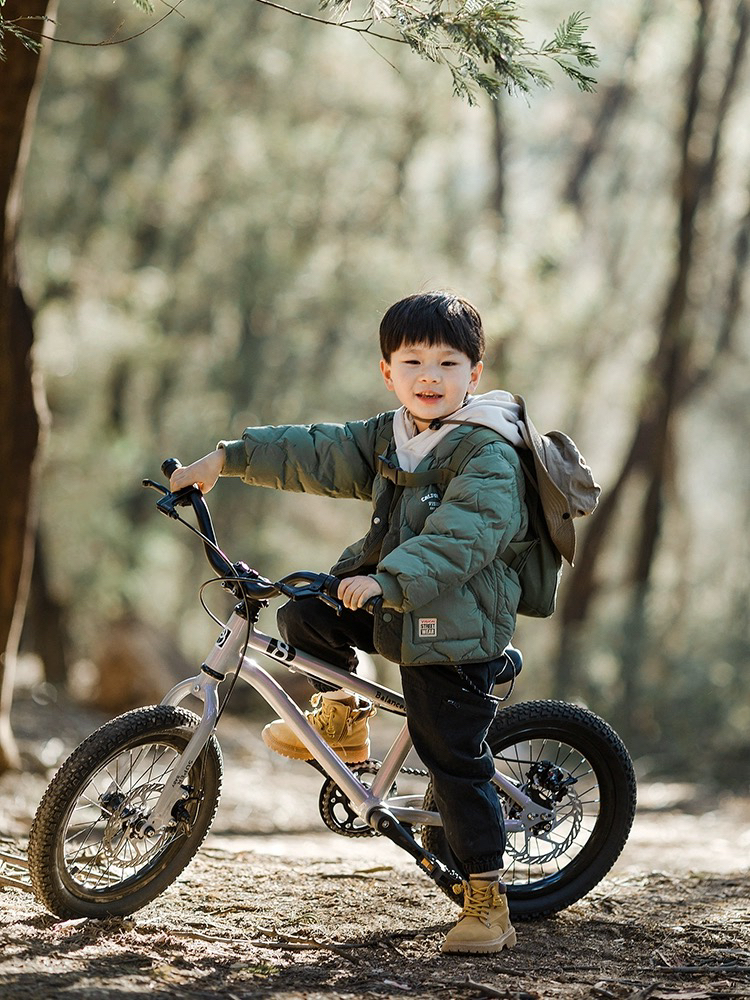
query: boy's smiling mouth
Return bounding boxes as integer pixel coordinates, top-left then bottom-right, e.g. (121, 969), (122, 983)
(416, 391), (442, 399)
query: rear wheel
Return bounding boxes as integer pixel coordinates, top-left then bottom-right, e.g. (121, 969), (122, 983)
(28, 705), (222, 918)
(422, 700), (636, 918)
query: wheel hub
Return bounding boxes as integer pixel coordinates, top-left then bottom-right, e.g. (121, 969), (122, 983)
(504, 760), (583, 864)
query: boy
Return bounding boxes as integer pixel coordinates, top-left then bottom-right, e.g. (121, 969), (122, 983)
(170, 291), (529, 954)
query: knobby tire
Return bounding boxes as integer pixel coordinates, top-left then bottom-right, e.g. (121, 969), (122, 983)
(422, 699), (637, 918)
(28, 705), (223, 918)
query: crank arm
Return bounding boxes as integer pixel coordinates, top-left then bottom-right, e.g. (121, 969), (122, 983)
(367, 806), (463, 895)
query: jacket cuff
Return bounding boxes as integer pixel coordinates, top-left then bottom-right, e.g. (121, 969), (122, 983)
(216, 440), (247, 477)
(372, 572), (403, 610)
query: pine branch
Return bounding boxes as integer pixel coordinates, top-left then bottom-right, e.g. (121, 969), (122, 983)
(0, 0), (43, 56)
(0, 0), (599, 103)
(540, 10), (598, 93)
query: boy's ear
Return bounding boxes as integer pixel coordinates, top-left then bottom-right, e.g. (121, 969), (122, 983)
(468, 360), (483, 392)
(380, 359), (394, 390)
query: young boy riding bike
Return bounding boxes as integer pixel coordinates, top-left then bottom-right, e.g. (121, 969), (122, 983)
(171, 291), (535, 954)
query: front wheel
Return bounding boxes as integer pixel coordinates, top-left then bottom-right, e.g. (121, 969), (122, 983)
(28, 705), (223, 918)
(422, 700), (637, 918)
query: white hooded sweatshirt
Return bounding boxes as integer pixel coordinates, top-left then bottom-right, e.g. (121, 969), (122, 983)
(392, 389), (527, 472)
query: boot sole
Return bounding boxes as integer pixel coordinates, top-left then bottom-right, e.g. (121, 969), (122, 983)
(261, 729), (370, 764)
(441, 927), (517, 955)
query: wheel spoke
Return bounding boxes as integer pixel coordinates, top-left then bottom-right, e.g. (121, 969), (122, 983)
(61, 742), (189, 890)
(498, 733), (598, 878)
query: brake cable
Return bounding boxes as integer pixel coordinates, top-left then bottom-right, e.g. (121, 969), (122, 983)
(152, 502), (261, 725)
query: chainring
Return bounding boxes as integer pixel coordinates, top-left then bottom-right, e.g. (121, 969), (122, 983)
(319, 760), (397, 838)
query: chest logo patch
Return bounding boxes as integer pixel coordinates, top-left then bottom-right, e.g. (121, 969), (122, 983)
(421, 490), (441, 511)
(418, 618), (438, 638)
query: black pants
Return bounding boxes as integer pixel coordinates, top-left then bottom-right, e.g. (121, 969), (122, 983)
(277, 599), (505, 873)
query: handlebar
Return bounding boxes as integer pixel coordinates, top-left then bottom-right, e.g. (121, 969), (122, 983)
(142, 460), (382, 614)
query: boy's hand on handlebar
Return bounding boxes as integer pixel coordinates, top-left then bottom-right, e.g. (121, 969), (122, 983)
(338, 576), (383, 611)
(169, 449), (225, 494)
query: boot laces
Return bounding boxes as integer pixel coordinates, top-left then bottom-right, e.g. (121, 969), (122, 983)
(460, 880), (500, 922)
(307, 694), (374, 737)
(307, 694), (340, 738)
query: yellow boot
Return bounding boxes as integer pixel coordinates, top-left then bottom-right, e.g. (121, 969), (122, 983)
(261, 693), (375, 763)
(441, 878), (517, 954)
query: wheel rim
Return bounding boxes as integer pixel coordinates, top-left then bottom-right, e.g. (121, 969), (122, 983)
(57, 737), (197, 899)
(496, 732), (607, 893)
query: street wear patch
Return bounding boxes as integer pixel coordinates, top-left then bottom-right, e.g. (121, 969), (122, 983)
(418, 618), (438, 638)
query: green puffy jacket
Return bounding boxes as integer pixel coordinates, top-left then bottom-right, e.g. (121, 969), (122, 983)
(219, 411), (527, 666)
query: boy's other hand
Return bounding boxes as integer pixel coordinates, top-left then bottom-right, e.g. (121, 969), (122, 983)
(169, 449), (225, 494)
(338, 575), (383, 611)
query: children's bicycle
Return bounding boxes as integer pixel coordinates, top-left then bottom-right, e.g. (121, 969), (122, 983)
(27, 461), (637, 920)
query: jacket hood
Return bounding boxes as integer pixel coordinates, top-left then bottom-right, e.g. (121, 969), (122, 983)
(393, 390), (525, 472)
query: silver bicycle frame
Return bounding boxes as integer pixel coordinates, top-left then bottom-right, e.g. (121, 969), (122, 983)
(147, 610), (553, 836)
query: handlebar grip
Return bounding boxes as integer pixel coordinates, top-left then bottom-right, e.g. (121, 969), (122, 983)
(161, 458), (182, 480)
(320, 574), (342, 598)
(320, 574), (382, 614)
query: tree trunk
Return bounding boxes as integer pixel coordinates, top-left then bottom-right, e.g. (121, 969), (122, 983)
(20, 535), (70, 686)
(553, 0), (748, 721)
(0, 0), (55, 772)
(488, 98), (506, 222)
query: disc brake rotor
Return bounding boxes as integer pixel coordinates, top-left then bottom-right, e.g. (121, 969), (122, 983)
(504, 761), (583, 864)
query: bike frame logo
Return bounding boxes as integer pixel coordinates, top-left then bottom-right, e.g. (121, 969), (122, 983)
(265, 638), (297, 663)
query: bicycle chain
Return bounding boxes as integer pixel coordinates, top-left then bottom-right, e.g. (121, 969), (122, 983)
(398, 765), (428, 777)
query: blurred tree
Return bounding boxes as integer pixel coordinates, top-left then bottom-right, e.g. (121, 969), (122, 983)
(0, 0), (597, 771)
(13, 0), (750, 783)
(563, 1), (653, 207)
(0, 0), (54, 770)
(553, 0), (750, 745)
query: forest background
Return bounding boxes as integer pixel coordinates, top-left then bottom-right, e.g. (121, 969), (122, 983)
(3, 0), (750, 791)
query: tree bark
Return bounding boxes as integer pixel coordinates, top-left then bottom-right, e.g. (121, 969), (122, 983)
(0, 0), (55, 771)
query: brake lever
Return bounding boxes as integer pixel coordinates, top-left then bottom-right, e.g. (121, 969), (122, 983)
(317, 593), (344, 615)
(154, 485), (203, 519)
(142, 478), (169, 496)
(275, 574), (345, 615)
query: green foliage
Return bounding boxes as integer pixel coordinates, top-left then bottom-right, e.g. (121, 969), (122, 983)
(303, 0), (597, 103)
(540, 11), (598, 91)
(0, 0), (42, 56)
(0, 0), (596, 103)
(368, 1), (597, 103)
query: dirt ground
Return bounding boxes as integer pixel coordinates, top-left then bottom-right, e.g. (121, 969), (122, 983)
(1, 684), (749, 1000)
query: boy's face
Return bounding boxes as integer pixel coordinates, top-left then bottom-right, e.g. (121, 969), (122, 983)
(380, 342), (483, 432)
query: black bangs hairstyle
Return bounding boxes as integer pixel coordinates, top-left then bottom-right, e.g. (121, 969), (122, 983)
(379, 292), (485, 365)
